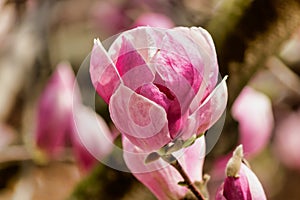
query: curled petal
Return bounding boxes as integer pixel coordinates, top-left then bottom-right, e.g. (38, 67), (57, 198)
(152, 50), (198, 114)
(90, 39), (121, 103)
(109, 84), (170, 151)
(160, 29), (203, 93)
(136, 83), (170, 111)
(137, 83), (185, 139)
(168, 27), (219, 111)
(182, 77), (228, 140)
(152, 29), (203, 115)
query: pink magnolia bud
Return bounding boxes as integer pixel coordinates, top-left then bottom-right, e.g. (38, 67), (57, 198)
(35, 62), (114, 171)
(216, 145), (267, 200)
(273, 110), (300, 171)
(90, 26), (227, 152)
(232, 86), (274, 157)
(35, 62), (79, 157)
(133, 13), (174, 28)
(123, 136), (205, 200)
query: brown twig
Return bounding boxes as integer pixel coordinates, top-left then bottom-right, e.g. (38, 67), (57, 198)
(165, 154), (205, 200)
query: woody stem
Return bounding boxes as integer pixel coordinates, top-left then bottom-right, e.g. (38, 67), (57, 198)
(164, 154), (206, 200)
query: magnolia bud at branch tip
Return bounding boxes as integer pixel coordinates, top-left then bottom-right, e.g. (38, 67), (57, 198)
(216, 145), (267, 200)
(226, 144), (243, 178)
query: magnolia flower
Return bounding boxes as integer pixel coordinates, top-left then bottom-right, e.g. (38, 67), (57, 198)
(35, 62), (113, 170)
(123, 136), (206, 200)
(232, 86), (274, 157)
(90, 26), (227, 152)
(216, 145), (267, 200)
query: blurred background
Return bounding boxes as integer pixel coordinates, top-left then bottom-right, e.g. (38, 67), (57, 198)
(1, 0), (300, 199)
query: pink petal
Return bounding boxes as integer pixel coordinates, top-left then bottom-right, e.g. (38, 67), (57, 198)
(152, 30), (202, 114)
(174, 27), (219, 112)
(242, 164), (267, 200)
(182, 78), (228, 140)
(122, 135), (205, 200)
(71, 106), (114, 171)
(152, 50), (198, 112)
(178, 136), (206, 182)
(232, 87), (274, 157)
(109, 84), (171, 151)
(115, 36), (147, 76)
(150, 51), (197, 138)
(90, 39), (121, 103)
(160, 29), (203, 93)
(108, 26), (165, 63)
(115, 36), (155, 90)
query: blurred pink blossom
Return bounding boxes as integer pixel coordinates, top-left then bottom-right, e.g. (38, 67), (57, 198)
(273, 109), (300, 171)
(90, 26), (227, 152)
(123, 136), (205, 200)
(216, 145), (267, 200)
(90, 1), (130, 35)
(133, 13), (174, 28)
(36, 62), (79, 157)
(35, 62), (113, 171)
(232, 86), (274, 157)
